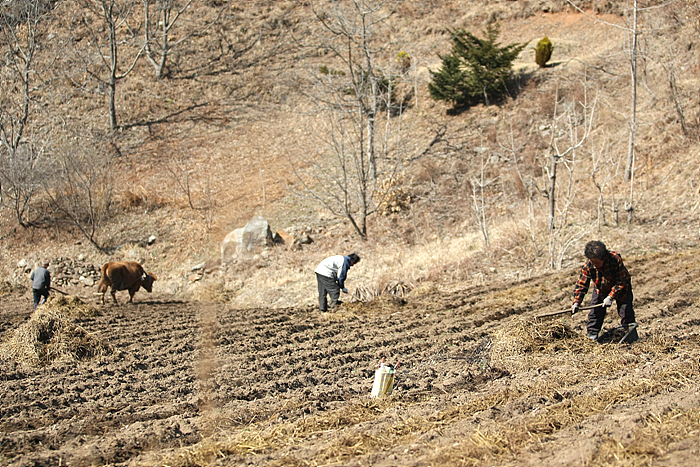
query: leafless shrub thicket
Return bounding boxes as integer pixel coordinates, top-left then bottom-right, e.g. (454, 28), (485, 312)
(0, 0), (58, 227)
(42, 132), (116, 251)
(0, 0), (233, 246)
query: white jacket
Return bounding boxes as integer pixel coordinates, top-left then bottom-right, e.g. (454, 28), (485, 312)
(314, 255), (352, 288)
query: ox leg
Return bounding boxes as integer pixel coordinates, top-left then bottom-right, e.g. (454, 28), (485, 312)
(128, 285), (142, 303)
(110, 289), (119, 304)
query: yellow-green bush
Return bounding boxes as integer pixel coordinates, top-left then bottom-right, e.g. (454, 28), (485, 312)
(535, 37), (553, 67)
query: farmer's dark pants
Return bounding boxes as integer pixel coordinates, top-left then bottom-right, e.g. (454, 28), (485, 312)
(33, 287), (49, 309)
(587, 288), (636, 335)
(316, 273), (340, 312)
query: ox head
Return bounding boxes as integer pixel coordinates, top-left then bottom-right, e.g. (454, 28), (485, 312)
(142, 272), (158, 292)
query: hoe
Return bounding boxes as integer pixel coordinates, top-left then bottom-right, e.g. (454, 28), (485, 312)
(536, 304), (639, 344)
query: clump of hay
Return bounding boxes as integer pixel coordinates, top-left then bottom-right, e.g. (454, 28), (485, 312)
(351, 280), (414, 303)
(0, 295), (110, 366)
(489, 319), (579, 372)
(48, 294), (100, 319)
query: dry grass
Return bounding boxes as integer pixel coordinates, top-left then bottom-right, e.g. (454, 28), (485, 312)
(169, 400), (394, 467)
(47, 294), (101, 319)
(0, 295), (109, 366)
(0, 280), (22, 297)
(220, 219), (538, 310)
(190, 279), (233, 303)
(592, 407), (700, 466)
(340, 294), (407, 316)
(154, 317), (700, 467)
(427, 330), (700, 466)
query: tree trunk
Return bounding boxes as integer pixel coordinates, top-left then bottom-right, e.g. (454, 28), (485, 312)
(548, 154), (558, 231)
(624, 0), (638, 182)
(107, 0), (119, 131)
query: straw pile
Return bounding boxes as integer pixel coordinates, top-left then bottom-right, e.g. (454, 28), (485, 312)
(48, 294), (101, 319)
(489, 318), (579, 372)
(351, 280), (414, 303)
(0, 295), (110, 366)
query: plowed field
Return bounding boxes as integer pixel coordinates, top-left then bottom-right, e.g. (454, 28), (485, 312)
(2, 249), (700, 466)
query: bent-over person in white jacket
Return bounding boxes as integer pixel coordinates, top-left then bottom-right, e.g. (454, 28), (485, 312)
(314, 253), (360, 312)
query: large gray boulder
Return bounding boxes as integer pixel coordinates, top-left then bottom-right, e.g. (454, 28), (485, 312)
(221, 216), (274, 263)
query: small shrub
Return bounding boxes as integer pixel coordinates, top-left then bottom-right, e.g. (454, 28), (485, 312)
(534, 37), (553, 67)
(319, 65), (345, 76)
(397, 51), (411, 73)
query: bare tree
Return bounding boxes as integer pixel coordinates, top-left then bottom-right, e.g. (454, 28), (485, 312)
(0, 0), (57, 226)
(291, 97), (405, 238)
(470, 149), (497, 248)
(539, 76), (598, 269)
(293, 0), (410, 238)
(501, 121), (541, 259)
(306, 0), (401, 181)
(624, 0), (639, 183)
(566, 0), (684, 225)
(142, 0), (226, 80)
(542, 78), (597, 232)
(590, 137), (622, 229)
(73, 0), (144, 132)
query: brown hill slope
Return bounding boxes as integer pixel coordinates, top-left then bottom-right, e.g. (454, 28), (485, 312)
(2, 1), (698, 296)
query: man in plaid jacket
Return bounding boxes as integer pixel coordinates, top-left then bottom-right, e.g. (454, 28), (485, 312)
(571, 241), (636, 341)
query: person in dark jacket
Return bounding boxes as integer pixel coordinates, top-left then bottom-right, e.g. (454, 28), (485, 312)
(30, 261), (51, 309)
(571, 241), (636, 341)
(314, 253), (360, 312)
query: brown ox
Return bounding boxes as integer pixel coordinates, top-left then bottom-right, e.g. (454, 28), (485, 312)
(97, 261), (157, 305)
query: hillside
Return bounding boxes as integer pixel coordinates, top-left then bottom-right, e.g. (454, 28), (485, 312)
(1, 0), (698, 302)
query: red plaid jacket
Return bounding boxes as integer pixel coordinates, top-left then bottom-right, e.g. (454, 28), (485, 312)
(573, 251), (631, 304)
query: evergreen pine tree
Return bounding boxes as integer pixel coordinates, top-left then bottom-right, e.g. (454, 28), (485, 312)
(428, 53), (468, 103)
(429, 24), (525, 107)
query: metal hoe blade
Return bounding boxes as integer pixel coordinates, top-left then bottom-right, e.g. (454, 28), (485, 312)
(617, 322), (639, 344)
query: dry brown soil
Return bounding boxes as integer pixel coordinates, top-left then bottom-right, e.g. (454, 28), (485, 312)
(1, 248), (700, 467)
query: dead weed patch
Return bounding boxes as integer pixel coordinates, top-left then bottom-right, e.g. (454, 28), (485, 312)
(170, 400), (393, 467)
(429, 358), (700, 466)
